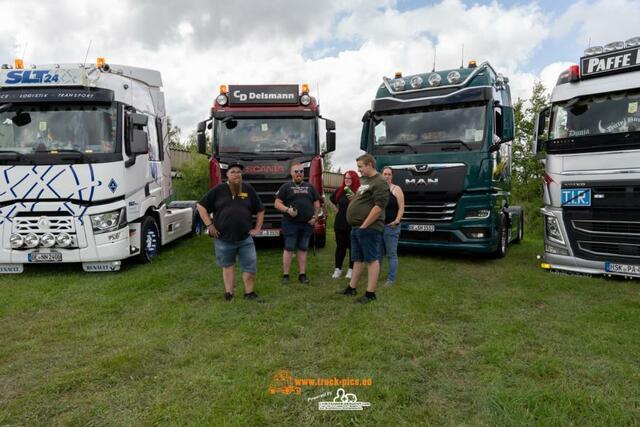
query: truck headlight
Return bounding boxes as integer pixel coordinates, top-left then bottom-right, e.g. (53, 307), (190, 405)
(545, 215), (565, 245)
(300, 94), (311, 106)
(40, 233), (56, 248)
(91, 208), (126, 234)
(545, 243), (569, 256)
(10, 234), (24, 249)
(465, 209), (491, 219)
(24, 233), (40, 248)
(216, 94), (228, 106)
(56, 232), (72, 248)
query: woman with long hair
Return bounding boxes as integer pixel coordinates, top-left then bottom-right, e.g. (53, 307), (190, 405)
(380, 166), (404, 286)
(329, 170), (360, 279)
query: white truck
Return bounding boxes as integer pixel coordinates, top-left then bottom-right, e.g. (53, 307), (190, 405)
(534, 37), (640, 278)
(0, 58), (200, 273)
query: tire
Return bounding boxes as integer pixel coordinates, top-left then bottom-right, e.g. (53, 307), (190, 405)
(136, 216), (160, 263)
(314, 233), (326, 249)
(492, 215), (508, 258)
(513, 214), (524, 244)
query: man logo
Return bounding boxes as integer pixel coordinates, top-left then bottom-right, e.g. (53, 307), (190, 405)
(405, 178), (438, 185)
(415, 164), (431, 173)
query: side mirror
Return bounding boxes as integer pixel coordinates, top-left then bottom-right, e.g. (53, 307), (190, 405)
(325, 131), (336, 153)
(499, 106), (514, 142)
(533, 106), (550, 156)
(325, 119), (336, 131)
(130, 112), (148, 127)
(125, 112), (149, 167)
(360, 120), (370, 151)
(361, 110), (372, 123)
(197, 120), (208, 154)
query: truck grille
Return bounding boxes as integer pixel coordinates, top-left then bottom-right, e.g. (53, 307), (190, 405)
(12, 215), (79, 249)
(244, 179), (282, 229)
(564, 207), (640, 262)
(403, 195), (457, 223)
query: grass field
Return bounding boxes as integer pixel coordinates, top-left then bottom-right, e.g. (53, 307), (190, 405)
(1, 222), (640, 425)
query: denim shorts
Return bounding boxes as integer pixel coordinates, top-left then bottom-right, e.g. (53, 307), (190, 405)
(214, 236), (257, 273)
(282, 220), (313, 252)
(350, 227), (382, 262)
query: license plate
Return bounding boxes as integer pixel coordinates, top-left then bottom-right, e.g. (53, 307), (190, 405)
(407, 224), (435, 232)
(605, 262), (640, 276)
(561, 188), (591, 206)
(255, 229), (280, 237)
(28, 252), (62, 263)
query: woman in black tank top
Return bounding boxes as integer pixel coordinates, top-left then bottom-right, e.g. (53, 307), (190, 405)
(380, 167), (405, 286)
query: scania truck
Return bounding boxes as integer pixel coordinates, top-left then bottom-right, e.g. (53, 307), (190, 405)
(0, 58), (199, 273)
(196, 84), (336, 247)
(360, 61), (523, 256)
(535, 37), (640, 278)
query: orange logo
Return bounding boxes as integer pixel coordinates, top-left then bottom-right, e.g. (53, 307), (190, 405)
(268, 369), (302, 395)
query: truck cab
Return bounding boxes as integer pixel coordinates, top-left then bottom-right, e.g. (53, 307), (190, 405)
(360, 62), (523, 256)
(0, 58), (198, 273)
(535, 37), (640, 278)
(197, 84), (335, 247)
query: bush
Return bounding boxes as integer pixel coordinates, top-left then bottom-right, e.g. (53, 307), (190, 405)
(173, 154), (210, 200)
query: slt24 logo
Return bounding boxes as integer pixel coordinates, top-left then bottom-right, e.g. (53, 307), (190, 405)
(4, 70), (60, 84)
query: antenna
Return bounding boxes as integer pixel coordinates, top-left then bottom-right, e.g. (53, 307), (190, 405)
(432, 46), (437, 72)
(588, 37), (591, 48)
(83, 40), (92, 67)
(316, 81), (321, 107)
(460, 44), (464, 68)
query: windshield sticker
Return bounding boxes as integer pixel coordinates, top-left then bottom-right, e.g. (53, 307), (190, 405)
(38, 121), (47, 131)
(629, 102), (638, 114)
(261, 123), (269, 132)
(568, 129), (590, 137)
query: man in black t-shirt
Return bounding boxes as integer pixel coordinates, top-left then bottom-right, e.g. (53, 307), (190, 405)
(197, 163), (265, 302)
(274, 163), (321, 284)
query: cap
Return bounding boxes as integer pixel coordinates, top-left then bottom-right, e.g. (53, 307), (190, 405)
(227, 162), (244, 171)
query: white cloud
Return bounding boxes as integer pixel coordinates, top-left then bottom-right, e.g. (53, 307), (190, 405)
(0, 0), (591, 171)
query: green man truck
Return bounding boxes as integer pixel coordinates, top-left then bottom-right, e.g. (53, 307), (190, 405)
(360, 61), (523, 256)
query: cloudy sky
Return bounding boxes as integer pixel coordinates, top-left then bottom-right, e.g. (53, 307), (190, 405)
(2, 0), (639, 170)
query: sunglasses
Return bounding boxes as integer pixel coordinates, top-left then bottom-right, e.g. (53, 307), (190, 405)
(293, 169), (304, 174)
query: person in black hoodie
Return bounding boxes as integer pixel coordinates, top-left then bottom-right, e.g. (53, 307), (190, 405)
(329, 170), (360, 279)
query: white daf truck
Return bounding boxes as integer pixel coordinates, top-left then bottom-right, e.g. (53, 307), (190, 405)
(534, 37), (640, 278)
(0, 58), (199, 273)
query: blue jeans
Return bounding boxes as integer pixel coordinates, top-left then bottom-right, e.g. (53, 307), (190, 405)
(214, 236), (258, 273)
(282, 220), (313, 252)
(350, 227), (382, 263)
(380, 224), (401, 282)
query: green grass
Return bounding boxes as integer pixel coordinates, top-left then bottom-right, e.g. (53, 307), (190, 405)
(1, 221), (640, 425)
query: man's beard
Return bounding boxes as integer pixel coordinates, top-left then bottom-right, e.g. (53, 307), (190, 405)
(228, 180), (242, 196)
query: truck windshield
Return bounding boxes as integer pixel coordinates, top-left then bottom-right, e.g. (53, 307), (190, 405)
(372, 103), (486, 153)
(216, 117), (316, 155)
(550, 90), (640, 142)
(0, 104), (118, 155)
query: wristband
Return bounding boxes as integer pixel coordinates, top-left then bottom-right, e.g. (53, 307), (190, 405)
(206, 223), (213, 227)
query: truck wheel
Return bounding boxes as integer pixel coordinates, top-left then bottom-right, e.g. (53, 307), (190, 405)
(136, 216), (160, 263)
(513, 214), (524, 244)
(314, 234), (326, 248)
(492, 216), (508, 258)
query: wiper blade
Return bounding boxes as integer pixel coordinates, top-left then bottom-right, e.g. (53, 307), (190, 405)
(378, 143), (417, 154)
(0, 150), (30, 162)
(0, 103), (13, 113)
(425, 139), (472, 151)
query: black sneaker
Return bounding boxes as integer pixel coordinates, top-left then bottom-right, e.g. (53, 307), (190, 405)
(355, 294), (376, 304)
(338, 286), (357, 296)
(298, 274), (310, 284)
(224, 292), (233, 301)
(282, 275), (290, 285)
(244, 292), (266, 303)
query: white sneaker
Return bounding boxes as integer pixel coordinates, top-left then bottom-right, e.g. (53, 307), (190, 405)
(345, 268), (353, 279)
(331, 268), (342, 279)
